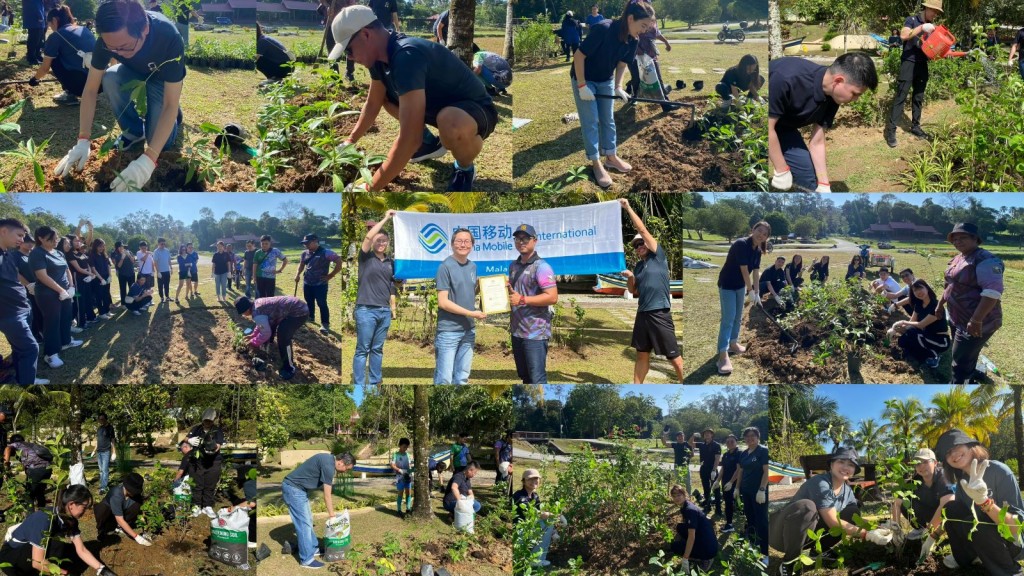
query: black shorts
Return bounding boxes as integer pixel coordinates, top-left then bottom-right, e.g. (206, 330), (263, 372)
(631, 308), (681, 360)
(425, 100), (499, 140)
(190, 270), (199, 282)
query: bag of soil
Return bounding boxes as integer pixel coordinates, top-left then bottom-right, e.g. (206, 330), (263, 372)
(323, 510), (351, 562)
(454, 496), (475, 534)
(209, 508), (250, 569)
(173, 476), (192, 509)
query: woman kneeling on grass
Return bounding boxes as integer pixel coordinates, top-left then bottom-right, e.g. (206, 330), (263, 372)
(934, 429), (1024, 574)
(570, 1), (656, 188)
(845, 254), (865, 281)
(669, 484), (718, 573)
(715, 220), (770, 375)
(0, 485), (116, 575)
(890, 279), (951, 369)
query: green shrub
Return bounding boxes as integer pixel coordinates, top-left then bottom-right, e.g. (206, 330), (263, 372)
(821, 43), (831, 52)
(823, 31), (837, 42)
(513, 18), (559, 68)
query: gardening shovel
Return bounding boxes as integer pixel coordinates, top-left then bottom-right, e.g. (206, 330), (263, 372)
(595, 92), (692, 112)
(293, 278), (299, 297)
(0, 78), (57, 86)
(754, 297), (800, 353)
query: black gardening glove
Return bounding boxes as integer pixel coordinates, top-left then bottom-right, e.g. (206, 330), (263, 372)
(97, 566), (118, 576)
(28, 77), (40, 87)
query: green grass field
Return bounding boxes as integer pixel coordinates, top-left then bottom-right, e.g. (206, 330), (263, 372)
(683, 238), (1024, 384)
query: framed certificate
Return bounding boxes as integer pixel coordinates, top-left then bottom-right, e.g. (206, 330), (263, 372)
(478, 274), (511, 315)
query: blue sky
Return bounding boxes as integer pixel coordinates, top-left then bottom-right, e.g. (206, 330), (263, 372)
(697, 193), (1024, 209)
(816, 384), (965, 425)
(12, 193), (340, 224)
(349, 385), (744, 412)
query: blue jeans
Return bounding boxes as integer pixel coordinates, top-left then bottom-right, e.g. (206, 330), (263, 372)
(97, 450), (111, 491)
(244, 269), (253, 298)
(101, 63), (181, 152)
(353, 305), (391, 386)
(214, 273), (228, 299)
(443, 499), (482, 513)
(775, 128), (816, 191)
(0, 310), (38, 385)
(512, 336), (548, 384)
(718, 287), (745, 353)
(1019, 60), (1024, 82)
(282, 481), (319, 566)
(434, 328), (475, 384)
(571, 77), (616, 161)
(479, 66), (507, 92)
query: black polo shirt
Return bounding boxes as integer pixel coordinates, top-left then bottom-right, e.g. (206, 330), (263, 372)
(1016, 28), (1024, 52)
(668, 441), (693, 467)
(768, 57), (840, 130)
(695, 440), (721, 469)
(760, 265), (786, 292)
(901, 14), (927, 62)
(717, 236), (762, 291)
(0, 248), (30, 315)
(570, 18), (638, 83)
(721, 448), (741, 483)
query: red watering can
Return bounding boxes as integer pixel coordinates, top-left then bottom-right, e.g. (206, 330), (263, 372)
(921, 25), (966, 59)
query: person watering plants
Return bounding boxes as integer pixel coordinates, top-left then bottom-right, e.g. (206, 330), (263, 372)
(186, 408), (224, 516)
(716, 220), (770, 376)
(768, 53), (878, 192)
(890, 448), (953, 548)
(938, 222), (1003, 384)
(885, 0), (944, 148)
(933, 429), (1024, 573)
(280, 452), (356, 570)
(734, 427), (770, 566)
(569, 2), (655, 189)
(769, 447), (893, 575)
(54, 0), (187, 191)
(328, 6), (498, 192)
(94, 472), (151, 547)
(891, 279), (951, 369)
(235, 295), (310, 380)
(0, 485), (117, 575)
(620, 199), (682, 383)
(668, 485), (718, 573)
(26, 5), (97, 106)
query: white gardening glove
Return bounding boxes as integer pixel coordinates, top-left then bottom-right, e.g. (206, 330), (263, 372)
(755, 489), (766, 504)
(922, 23), (936, 34)
(771, 168), (793, 190)
(83, 275), (94, 283)
(680, 558), (689, 573)
(918, 535), (936, 563)
(815, 183), (832, 193)
(711, 479), (721, 491)
(710, 470), (718, 483)
(866, 528), (893, 545)
(723, 481), (733, 492)
(77, 50), (92, 69)
(577, 84), (595, 101)
(134, 534), (152, 546)
(100, 277), (108, 285)
(614, 86), (630, 102)
(745, 289), (757, 305)
(773, 293), (783, 306)
(111, 452), (116, 462)
(960, 458), (990, 505)
(187, 437), (201, 447)
(55, 139), (92, 176)
(67, 286), (76, 298)
(26, 283), (35, 296)
(111, 155), (156, 192)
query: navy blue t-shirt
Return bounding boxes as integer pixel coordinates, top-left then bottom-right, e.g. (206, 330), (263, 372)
(696, 440), (721, 469)
(901, 14), (927, 62)
(257, 35), (293, 66)
(21, 0), (44, 28)
(90, 252), (111, 280)
(28, 246), (70, 290)
(369, 0), (398, 26)
(721, 448), (742, 486)
(15, 250), (33, 284)
(634, 244), (671, 312)
(739, 444), (769, 496)
(43, 25), (96, 71)
(571, 18), (638, 83)
(92, 11), (186, 83)
(1016, 28), (1024, 52)
(718, 236), (762, 291)
(368, 34), (492, 119)
(768, 57), (840, 130)
(10, 510), (78, 549)
(0, 248), (29, 314)
(678, 500), (718, 558)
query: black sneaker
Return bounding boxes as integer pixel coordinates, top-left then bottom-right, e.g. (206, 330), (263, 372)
(910, 126), (931, 139)
(884, 126), (897, 148)
(410, 138), (447, 163)
(281, 541), (292, 555)
(344, 73), (355, 82)
(447, 164), (476, 192)
(721, 523), (735, 533)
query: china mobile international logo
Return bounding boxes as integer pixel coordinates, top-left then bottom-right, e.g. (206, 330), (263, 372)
(418, 223), (448, 254)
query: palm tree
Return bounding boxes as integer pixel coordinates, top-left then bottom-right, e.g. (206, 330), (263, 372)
(882, 397), (924, 460)
(918, 386), (1006, 449)
(0, 385), (71, 433)
(853, 418), (885, 462)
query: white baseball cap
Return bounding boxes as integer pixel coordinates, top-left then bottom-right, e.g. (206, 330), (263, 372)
(327, 5), (378, 62)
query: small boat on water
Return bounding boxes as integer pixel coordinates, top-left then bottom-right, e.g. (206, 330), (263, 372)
(593, 273), (683, 297)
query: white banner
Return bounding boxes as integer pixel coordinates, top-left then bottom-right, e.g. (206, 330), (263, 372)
(392, 201), (627, 280)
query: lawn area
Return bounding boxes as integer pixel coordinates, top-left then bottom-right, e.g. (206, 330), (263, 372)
(511, 41), (767, 192)
(0, 247), (341, 384)
(341, 299), (683, 384)
(683, 238), (1024, 384)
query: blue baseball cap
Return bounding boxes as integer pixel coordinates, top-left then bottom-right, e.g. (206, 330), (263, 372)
(513, 224), (537, 238)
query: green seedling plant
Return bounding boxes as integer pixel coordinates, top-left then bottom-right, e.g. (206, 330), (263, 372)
(569, 297), (586, 353)
(180, 122), (228, 186)
(0, 100), (51, 190)
(379, 532), (401, 559)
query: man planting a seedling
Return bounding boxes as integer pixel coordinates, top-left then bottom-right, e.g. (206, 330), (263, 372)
(94, 472), (152, 547)
(295, 233), (342, 336)
(889, 448), (953, 551)
(758, 256), (787, 307)
(328, 5), (498, 192)
(769, 448), (893, 574)
(280, 452), (356, 569)
(54, 0), (187, 191)
(507, 223), (558, 385)
(390, 437), (413, 517)
(0, 218), (44, 386)
(186, 408), (224, 516)
(939, 222), (1004, 384)
(620, 199), (683, 384)
(88, 413), (116, 494)
(885, 0), (944, 148)
(768, 53), (878, 192)
(661, 430), (694, 493)
(235, 294), (310, 380)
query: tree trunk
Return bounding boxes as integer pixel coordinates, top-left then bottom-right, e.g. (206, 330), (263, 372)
(70, 386), (82, 465)
(503, 0), (514, 62)
(1015, 386), (1024, 482)
(768, 0), (782, 60)
(448, 0), (477, 67)
(412, 385), (431, 519)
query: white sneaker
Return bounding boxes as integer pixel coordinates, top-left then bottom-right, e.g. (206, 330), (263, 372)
(191, 505), (202, 518)
(943, 555), (959, 569)
(132, 310), (141, 316)
(99, 313), (113, 319)
(202, 506), (216, 518)
(45, 354), (64, 368)
(70, 326), (83, 333)
(64, 339), (83, 349)
(33, 378), (50, 385)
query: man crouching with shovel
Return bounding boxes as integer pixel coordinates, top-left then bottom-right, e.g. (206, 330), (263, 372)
(328, 6), (498, 192)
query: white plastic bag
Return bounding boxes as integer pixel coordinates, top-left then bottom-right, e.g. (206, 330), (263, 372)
(454, 496), (475, 534)
(324, 510), (351, 562)
(69, 462), (85, 486)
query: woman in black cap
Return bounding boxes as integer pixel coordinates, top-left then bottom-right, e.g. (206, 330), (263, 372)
(186, 408), (225, 516)
(0, 485), (116, 575)
(235, 295), (309, 380)
(890, 279), (951, 369)
(889, 447), (952, 560)
(939, 223), (1005, 384)
(769, 447), (892, 574)
(933, 428), (1024, 573)
(94, 472), (151, 546)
